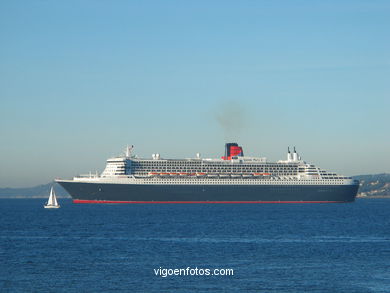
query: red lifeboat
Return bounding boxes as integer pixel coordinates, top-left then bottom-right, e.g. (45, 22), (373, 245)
(196, 172), (206, 177)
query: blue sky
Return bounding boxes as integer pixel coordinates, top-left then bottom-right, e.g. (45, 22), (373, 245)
(0, 0), (389, 187)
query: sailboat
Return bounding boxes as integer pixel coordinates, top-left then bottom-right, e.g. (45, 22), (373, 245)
(44, 186), (60, 209)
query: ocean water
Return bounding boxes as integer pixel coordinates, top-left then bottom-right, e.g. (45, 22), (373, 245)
(1, 199), (390, 292)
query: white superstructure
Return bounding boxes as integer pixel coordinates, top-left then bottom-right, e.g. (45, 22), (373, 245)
(70, 144), (355, 187)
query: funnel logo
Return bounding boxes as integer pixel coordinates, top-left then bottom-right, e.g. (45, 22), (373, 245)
(221, 143), (244, 160)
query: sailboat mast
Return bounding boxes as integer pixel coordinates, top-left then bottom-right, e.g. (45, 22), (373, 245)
(47, 187), (54, 205)
(53, 189), (58, 206)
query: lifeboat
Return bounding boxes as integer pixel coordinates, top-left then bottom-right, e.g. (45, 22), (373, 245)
(179, 172), (189, 176)
(196, 172), (206, 177)
(242, 174), (253, 178)
(253, 173), (262, 176)
(160, 172), (170, 177)
(219, 173), (230, 178)
(263, 173), (271, 176)
(231, 174), (241, 178)
(207, 173), (218, 178)
(169, 172), (178, 177)
(148, 172), (159, 177)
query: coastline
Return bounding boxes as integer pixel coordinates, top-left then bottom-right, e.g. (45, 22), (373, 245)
(357, 195), (390, 199)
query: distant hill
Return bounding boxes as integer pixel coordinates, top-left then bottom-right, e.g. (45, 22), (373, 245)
(353, 173), (390, 197)
(0, 182), (70, 198)
(0, 174), (389, 198)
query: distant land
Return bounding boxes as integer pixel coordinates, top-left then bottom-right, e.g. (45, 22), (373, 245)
(353, 173), (390, 198)
(0, 174), (389, 198)
(0, 182), (71, 198)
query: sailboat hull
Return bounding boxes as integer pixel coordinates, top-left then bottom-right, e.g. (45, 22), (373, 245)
(44, 205), (60, 209)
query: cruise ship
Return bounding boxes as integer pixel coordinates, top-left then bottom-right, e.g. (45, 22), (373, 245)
(56, 143), (359, 203)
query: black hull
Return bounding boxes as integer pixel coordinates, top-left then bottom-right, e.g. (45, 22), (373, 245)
(57, 181), (359, 203)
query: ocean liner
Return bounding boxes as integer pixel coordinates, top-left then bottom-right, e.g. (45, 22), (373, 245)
(56, 143), (359, 203)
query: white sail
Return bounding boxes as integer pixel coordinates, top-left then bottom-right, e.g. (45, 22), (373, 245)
(52, 188), (58, 206)
(47, 187), (54, 205)
(44, 186), (60, 208)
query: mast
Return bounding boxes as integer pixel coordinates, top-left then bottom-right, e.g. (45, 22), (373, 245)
(52, 188), (58, 206)
(125, 145), (134, 158)
(47, 187), (54, 205)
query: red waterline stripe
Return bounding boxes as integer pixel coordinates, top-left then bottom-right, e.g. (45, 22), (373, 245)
(73, 199), (345, 204)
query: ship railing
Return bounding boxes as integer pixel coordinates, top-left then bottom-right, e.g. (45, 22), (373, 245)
(75, 173), (100, 178)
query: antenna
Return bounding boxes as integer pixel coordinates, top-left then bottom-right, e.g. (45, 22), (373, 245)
(125, 145), (133, 158)
(292, 146), (298, 161)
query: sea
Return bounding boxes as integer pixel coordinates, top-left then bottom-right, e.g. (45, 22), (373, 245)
(1, 198), (390, 293)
